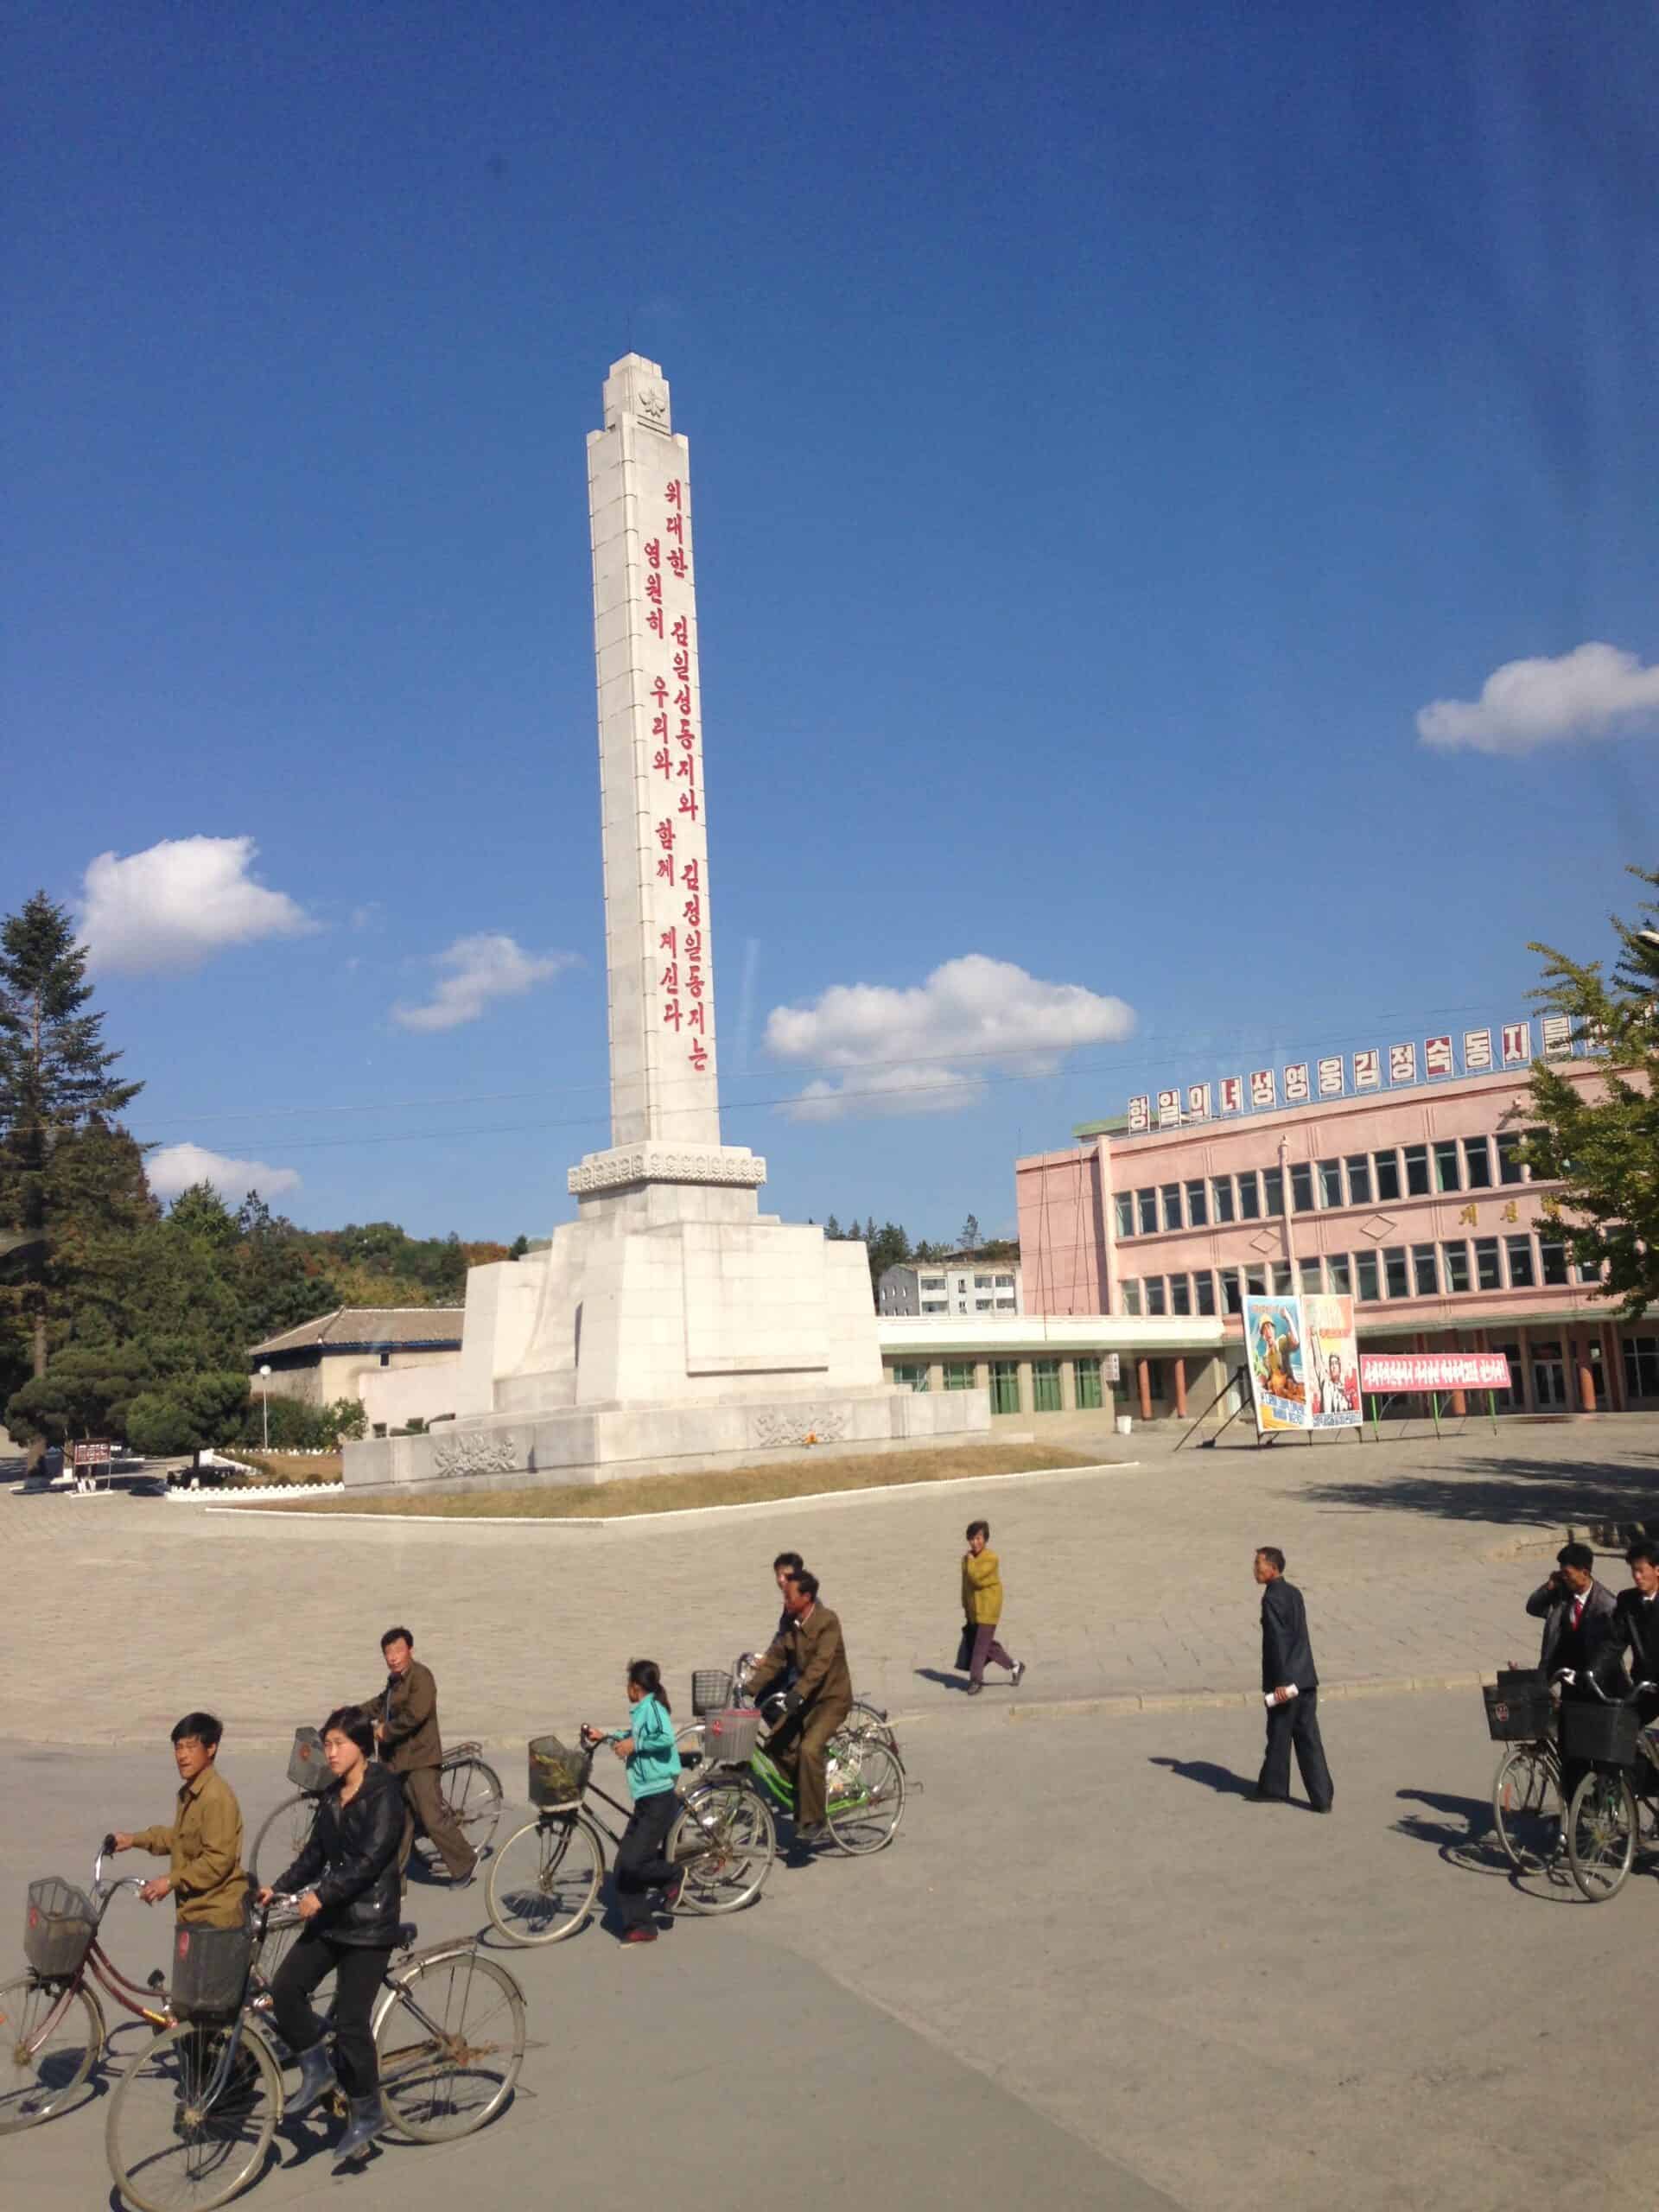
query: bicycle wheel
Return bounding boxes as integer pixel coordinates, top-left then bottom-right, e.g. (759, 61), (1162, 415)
(373, 1948), (524, 2143)
(247, 1794), (317, 1889)
(485, 1814), (603, 1946)
(825, 1739), (906, 1855)
(413, 1757), (505, 1873)
(1567, 1769), (1637, 1901)
(669, 1780), (775, 1916)
(842, 1700), (899, 1757)
(1491, 1743), (1561, 1872)
(105, 2020), (280, 2212)
(0, 1974), (103, 2133)
(673, 1719), (706, 1779)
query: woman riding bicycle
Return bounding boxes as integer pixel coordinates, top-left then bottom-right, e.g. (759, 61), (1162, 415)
(582, 1660), (682, 1945)
(257, 1704), (404, 2168)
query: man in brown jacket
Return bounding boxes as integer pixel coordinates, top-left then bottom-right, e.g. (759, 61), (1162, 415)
(747, 1570), (853, 1847)
(113, 1711), (249, 1928)
(365, 1626), (476, 1884)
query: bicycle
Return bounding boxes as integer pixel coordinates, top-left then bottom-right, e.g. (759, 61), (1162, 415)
(1560, 1671), (1659, 1902)
(672, 1655), (903, 1773)
(1484, 1668), (1565, 1872)
(105, 1895), (526, 2212)
(485, 1732), (777, 1947)
(248, 1737), (504, 1886)
(2, 1834), (175, 2133)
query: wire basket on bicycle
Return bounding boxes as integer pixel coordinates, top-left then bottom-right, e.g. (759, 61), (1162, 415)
(287, 1725), (332, 1794)
(691, 1669), (734, 1716)
(170, 1920), (256, 2019)
(702, 1709), (762, 1766)
(1483, 1669), (1552, 1741)
(528, 1735), (594, 1808)
(1560, 1699), (1642, 1766)
(23, 1877), (98, 1980)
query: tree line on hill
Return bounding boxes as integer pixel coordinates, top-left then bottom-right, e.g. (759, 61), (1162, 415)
(819, 1212), (1020, 1293)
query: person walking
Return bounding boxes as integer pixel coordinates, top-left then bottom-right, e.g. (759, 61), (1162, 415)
(258, 1705), (404, 2171)
(1252, 1548), (1333, 1813)
(363, 1625), (476, 1885)
(747, 1570), (853, 1853)
(582, 1659), (682, 1946)
(959, 1520), (1026, 1696)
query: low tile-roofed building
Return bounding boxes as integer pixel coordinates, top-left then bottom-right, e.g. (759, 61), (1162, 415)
(250, 1307), (466, 1358)
(249, 1306), (466, 1420)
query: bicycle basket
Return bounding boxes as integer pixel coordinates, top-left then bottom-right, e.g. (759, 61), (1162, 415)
(702, 1708), (762, 1766)
(24, 1878), (97, 1980)
(1559, 1699), (1641, 1767)
(528, 1735), (592, 1808)
(1484, 1679), (1551, 1742)
(691, 1670), (734, 1717)
(288, 1726), (330, 1794)
(171, 1922), (254, 2019)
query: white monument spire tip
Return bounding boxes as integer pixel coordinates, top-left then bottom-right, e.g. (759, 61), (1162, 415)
(602, 355), (671, 435)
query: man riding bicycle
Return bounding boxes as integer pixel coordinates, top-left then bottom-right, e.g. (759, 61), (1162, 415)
(746, 1570), (852, 1852)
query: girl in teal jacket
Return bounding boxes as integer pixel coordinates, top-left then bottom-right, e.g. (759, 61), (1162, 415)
(582, 1660), (682, 1944)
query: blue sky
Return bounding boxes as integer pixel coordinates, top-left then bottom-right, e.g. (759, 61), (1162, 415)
(7, 0), (1657, 1243)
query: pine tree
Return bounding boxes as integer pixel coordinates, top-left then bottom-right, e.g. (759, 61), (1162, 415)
(0, 893), (143, 1383)
(959, 1213), (982, 1255)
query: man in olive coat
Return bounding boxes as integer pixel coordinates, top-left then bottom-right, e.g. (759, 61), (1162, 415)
(747, 1571), (853, 1846)
(365, 1626), (476, 1883)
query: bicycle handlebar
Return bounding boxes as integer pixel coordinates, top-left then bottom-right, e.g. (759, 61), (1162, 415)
(1552, 1669), (1657, 1704)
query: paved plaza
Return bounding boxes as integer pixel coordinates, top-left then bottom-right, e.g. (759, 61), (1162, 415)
(6, 1417), (1659, 2209)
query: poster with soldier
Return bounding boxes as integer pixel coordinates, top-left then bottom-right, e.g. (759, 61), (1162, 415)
(1302, 1294), (1362, 1428)
(1243, 1296), (1306, 1432)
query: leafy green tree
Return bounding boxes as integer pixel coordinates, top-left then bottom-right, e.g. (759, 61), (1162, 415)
(5, 1343), (156, 1445)
(823, 1213), (842, 1240)
(124, 1370), (248, 1462)
(959, 1214), (982, 1255)
(508, 1235), (531, 1261)
(168, 1183), (240, 1249)
(865, 1220), (912, 1293)
(236, 1194), (340, 1344)
(0, 896), (146, 1412)
(1522, 865), (1659, 1318)
(318, 1396), (367, 1446)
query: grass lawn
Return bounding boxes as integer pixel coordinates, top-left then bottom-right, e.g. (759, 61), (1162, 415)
(233, 1440), (1105, 1519)
(226, 1451), (345, 1485)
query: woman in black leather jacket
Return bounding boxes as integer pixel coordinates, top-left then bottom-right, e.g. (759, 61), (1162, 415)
(258, 1705), (404, 2168)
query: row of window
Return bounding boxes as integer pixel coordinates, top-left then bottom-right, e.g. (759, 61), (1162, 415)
(1114, 1134), (1536, 1240)
(915, 1273), (1016, 1290)
(918, 1298), (1019, 1314)
(890, 1356), (1107, 1414)
(1120, 1232), (1600, 1315)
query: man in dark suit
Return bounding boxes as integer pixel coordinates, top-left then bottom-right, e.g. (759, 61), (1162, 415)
(1612, 1541), (1659, 1726)
(1526, 1541), (1623, 1810)
(1252, 1548), (1333, 1813)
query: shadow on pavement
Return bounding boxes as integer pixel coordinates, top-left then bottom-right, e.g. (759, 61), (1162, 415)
(1302, 1453), (1659, 1529)
(912, 1668), (970, 1694)
(1147, 1755), (1258, 1797)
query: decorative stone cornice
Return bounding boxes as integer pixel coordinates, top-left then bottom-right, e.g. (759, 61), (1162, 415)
(568, 1142), (768, 1196)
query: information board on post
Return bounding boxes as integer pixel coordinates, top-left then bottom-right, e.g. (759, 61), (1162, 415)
(1357, 1352), (1511, 1395)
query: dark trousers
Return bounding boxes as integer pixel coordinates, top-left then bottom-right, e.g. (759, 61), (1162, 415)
(613, 1790), (680, 1929)
(269, 1930), (392, 2096)
(397, 1764), (476, 1882)
(1258, 1690), (1333, 1809)
(967, 1623), (1015, 1685)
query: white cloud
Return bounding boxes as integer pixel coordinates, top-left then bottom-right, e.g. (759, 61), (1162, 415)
(1417, 641), (1659, 755)
(392, 932), (576, 1033)
(765, 953), (1135, 1122)
(81, 836), (316, 974)
(149, 1142), (301, 1204)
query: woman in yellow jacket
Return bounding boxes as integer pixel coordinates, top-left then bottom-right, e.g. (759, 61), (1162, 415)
(961, 1520), (1026, 1696)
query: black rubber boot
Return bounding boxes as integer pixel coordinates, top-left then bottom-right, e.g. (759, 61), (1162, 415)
(285, 2043), (337, 2119)
(332, 2092), (386, 2169)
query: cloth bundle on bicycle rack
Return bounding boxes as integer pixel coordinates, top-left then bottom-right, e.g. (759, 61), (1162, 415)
(24, 1877), (98, 1980)
(1559, 1700), (1641, 1766)
(1483, 1670), (1551, 1741)
(288, 1726), (331, 1793)
(702, 1708), (762, 1766)
(528, 1735), (592, 1808)
(691, 1670), (734, 1717)
(171, 1921), (255, 2019)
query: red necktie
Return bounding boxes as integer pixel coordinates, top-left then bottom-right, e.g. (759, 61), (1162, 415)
(1571, 1599), (1585, 1630)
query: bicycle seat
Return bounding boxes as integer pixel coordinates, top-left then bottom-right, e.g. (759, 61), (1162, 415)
(397, 1922), (418, 1951)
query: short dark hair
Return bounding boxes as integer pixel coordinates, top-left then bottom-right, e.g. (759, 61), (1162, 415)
(1255, 1546), (1286, 1574)
(966, 1519), (989, 1542)
(171, 1712), (222, 1750)
(790, 1569), (820, 1599)
(1558, 1542), (1596, 1572)
(321, 1705), (377, 1760)
(772, 1552), (804, 1574)
(1628, 1541), (1659, 1569)
(380, 1625), (414, 1651)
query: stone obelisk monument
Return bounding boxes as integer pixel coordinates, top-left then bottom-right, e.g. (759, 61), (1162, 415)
(344, 358), (988, 1491)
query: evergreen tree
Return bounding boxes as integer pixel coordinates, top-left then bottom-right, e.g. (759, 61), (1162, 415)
(959, 1213), (982, 1255)
(823, 1213), (842, 1240)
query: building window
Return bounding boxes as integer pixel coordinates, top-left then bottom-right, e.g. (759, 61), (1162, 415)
(1539, 1237), (1569, 1287)
(1170, 1275), (1192, 1316)
(1185, 1178), (1209, 1228)
(1114, 1194), (1134, 1238)
(1137, 1189), (1158, 1235)
(1497, 1133), (1525, 1185)
(1318, 1159), (1344, 1208)
(1143, 1358), (1166, 1402)
(1327, 1253), (1352, 1295)
(1122, 1281), (1142, 1317)
(1465, 1137), (1492, 1188)
(1493, 1342), (1523, 1398)
(1403, 1145), (1430, 1198)
(1623, 1338), (1659, 1400)
(1238, 1173), (1262, 1221)
(1374, 1150), (1401, 1202)
(892, 1362), (930, 1392)
(1243, 1266), (1268, 1297)
(974, 1274), (992, 1288)
(995, 1298), (1016, 1311)
(1221, 1269), (1243, 1314)
(1032, 1357), (1062, 1413)
(1579, 1257), (1604, 1286)
(1383, 1247), (1409, 1298)
(1212, 1176), (1236, 1224)
(921, 1301), (946, 1314)
(1345, 1155), (1373, 1206)
(944, 1360), (976, 1389)
(1299, 1256), (1323, 1294)
(921, 1276), (944, 1292)
(1272, 1262), (1294, 1295)
(1160, 1184), (1183, 1231)
(1474, 1237), (1502, 1291)
(1264, 1168), (1285, 1217)
(1356, 1251), (1381, 1302)
(1443, 1242), (1470, 1294)
(1195, 1271), (1217, 1315)
(1505, 1236), (1536, 1288)
(1434, 1141), (1462, 1193)
(1412, 1243), (1439, 1295)
(975, 1299), (992, 1311)
(1074, 1357), (1103, 1410)
(1145, 1278), (1167, 1316)
(1290, 1163), (1315, 1212)
(995, 1274), (1014, 1287)
(990, 1360), (1020, 1414)
(379, 1351), (391, 1368)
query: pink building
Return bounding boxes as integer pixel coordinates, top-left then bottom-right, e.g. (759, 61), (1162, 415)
(1016, 1062), (1654, 1424)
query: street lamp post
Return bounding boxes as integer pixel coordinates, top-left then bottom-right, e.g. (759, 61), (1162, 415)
(259, 1363), (271, 1451)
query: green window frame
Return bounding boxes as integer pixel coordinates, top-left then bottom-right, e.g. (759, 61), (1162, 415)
(1074, 1357), (1103, 1410)
(1032, 1357), (1062, 1413)
(990, 1359), (1021, 1414)
(891, 1362), (930, 1393)
(943, 1360), (976, 1390)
